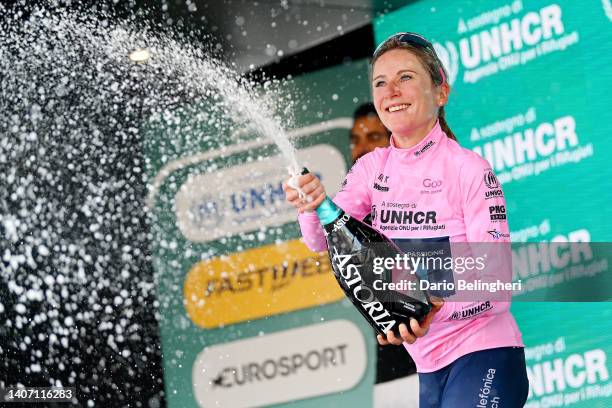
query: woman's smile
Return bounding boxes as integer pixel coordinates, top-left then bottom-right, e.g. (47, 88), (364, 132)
(387, 103), (411, 113)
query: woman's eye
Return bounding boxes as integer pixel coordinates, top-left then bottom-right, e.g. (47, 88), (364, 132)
(374, 80), (385, 87)
(400, 74), (412, 81)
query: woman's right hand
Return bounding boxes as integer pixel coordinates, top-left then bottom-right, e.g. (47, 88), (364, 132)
(376, 298), (444, 346)
(282, 173), (326, 213)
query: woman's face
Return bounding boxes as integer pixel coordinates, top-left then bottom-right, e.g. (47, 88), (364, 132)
(372, 48), (446, 138)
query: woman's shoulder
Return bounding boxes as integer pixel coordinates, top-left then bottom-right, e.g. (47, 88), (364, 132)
(444, 136), (492, 173)
(353, 145), (391, 170)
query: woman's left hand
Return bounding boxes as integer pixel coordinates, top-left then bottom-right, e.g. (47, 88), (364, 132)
(377, 298), (444, 345)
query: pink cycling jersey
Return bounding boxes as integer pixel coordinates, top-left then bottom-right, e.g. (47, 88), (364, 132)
(298, 120), (523, 372)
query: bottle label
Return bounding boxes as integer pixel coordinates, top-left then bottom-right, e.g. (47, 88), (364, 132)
(331, 213), (350, 233)
(330, 246), (397, 335)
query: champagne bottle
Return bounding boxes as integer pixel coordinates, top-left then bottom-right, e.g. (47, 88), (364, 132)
(316, 195), (432, 337)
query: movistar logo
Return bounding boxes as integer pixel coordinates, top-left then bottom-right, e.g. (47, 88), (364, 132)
(414, 140), (435, 157)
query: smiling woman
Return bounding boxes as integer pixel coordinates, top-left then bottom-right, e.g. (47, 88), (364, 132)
(371, 32), (456, 147)
(285, 31), (529, 408)
(371, 49), (448, 147)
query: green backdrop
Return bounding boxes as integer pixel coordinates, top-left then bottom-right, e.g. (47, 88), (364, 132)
(144, 59), (385, 407)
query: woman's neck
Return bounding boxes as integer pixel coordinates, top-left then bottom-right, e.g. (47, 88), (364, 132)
(392, 117), (438, 149)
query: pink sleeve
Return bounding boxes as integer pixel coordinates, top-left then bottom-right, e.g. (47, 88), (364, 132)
(297, 155), (374, 252)
(435, 154), (513, 322)
(332, 155), (373, 222)
(297, 211), (327, 252)
(459, 154), (510, 244)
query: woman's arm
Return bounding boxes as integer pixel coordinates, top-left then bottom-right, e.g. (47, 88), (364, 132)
(286, 155), (374, 252)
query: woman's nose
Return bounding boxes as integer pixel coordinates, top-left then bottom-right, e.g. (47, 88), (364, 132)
(385, 80), (401, 97)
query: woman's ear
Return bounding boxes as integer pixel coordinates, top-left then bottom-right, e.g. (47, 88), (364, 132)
(438, 82), (450, 106)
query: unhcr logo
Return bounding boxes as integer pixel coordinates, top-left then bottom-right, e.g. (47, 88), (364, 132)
(433, 41), (459, 86)
(433, 5), (578, 84)
(174, 144), (345, 243)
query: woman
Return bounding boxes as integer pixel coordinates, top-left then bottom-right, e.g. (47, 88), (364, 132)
(284, 32), (529, 407)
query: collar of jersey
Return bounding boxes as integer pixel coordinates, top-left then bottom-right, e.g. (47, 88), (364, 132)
(388, 120), (444, 162)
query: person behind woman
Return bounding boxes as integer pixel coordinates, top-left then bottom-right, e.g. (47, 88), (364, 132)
(350, 102), (391, 164)
(284, 32), (529, 407)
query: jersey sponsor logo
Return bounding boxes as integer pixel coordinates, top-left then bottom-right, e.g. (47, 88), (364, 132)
(423, 178), (442, 188)
(421, 178), (443, 194)
(379, 210), (437, 225)
(373, 183), (389, 192)
(485, 189), (504, 199)
(414, 140), (434, 157)
(488, 229), (510, 240)
(449, 301), (492, 320)
(340, 178), (348, 190)
(339, 166), (354, 192)
(489, 205), (507, 221)
(375, 203), (445, 232)
(377, 173), (390, 183)
(484, 169), (500, 189)
(374, 173), (390, 191)
(382, 201), (416, 210)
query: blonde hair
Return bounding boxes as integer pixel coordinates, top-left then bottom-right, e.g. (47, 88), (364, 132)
(371, 38), (456, 141)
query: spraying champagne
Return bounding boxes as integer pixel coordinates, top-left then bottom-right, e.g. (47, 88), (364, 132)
(288, 168), (432, 337)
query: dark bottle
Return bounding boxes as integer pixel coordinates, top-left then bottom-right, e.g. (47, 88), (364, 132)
(316, 196), (432, 337)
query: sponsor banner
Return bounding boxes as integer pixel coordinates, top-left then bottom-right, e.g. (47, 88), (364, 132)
(145, 57), (378, 408)
(512, 302), (612, 408)
(175, 144), (345, 243)
(444, 3), (579, 85)
(378, 1), (583, 87)
(192, 320), (367, 408)
(184, 239), (344, 328)
(511, 229), (611, 301)
(471, 109), (593, 186)
(526, 339), (611, 406)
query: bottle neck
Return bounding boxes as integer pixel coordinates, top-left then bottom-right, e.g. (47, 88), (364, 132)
(316, 196), (343, 225)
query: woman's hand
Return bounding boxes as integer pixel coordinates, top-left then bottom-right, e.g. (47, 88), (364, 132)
(377, 298), (444, 346)
(282, 173), (326, 213)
